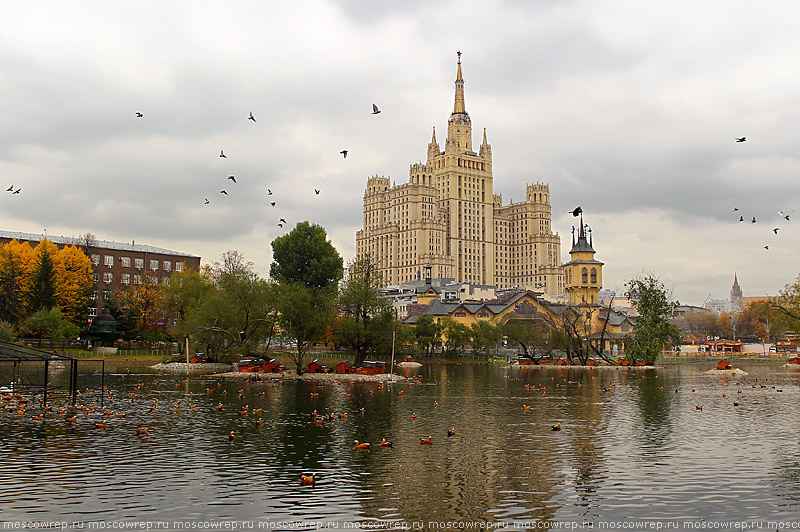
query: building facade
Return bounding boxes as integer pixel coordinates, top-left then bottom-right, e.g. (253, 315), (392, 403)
(0, 230), (200, 318)
(356, 54), (563, 295)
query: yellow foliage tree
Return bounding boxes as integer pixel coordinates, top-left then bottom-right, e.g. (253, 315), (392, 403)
(54, 244), (94, 325)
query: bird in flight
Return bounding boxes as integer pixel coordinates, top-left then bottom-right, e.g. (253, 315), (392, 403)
(278, 223), (283, 228)
(220, 190), (228, 195)
(372, 103), (381, 115)
(773, 228), (780, 234)
(735, 137), (746, 143)
(204, 198), (210, 205)
(135, 112), (143, 118)
(764, 245), (769, 250)
(220, 150), (227, 158)
(270, 201), (276, 207)
(228, 176), (236, 183)
(751, 217), (757, 223)
(267, 189), (272, 195)
(733, 207), (739, 212)
(6, 185), (12, 192)
(570, 206), (583, 217)
(279, 218), (286, 224)
(315, 189), (320, 195)
(12, 188), (20, 194)
(340, 150), (348, 158)
(739, 216), (744, 222)
(248, 111), (256, 122)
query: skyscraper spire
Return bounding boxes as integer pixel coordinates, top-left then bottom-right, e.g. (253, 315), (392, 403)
(453, 51), (466, 115)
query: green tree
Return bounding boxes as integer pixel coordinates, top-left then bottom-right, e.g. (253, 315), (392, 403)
(27, 241), (59, 314)
(470, 320), (502, 357)
(270, 223), (343, 374)
(334, 256), (396, 366)
(501, 318), (553, 359)
(270, 221), (344, 289)
(624, 274), (682, 364)
(441, 318), (470, 355)
(23, 307), (80, 349)
(414, 314), (442, 355)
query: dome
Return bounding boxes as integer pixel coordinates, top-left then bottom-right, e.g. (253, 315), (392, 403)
(95, 313), (116, 323)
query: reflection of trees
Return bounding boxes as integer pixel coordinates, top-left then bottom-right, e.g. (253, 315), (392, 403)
(634, 369), (675, 454)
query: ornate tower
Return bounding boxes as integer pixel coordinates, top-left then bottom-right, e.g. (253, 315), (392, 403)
(730, 273), (743, 312)
(562, 214), (603, 307)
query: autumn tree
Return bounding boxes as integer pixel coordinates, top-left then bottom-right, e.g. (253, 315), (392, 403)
(116, 270), (167, 338)
(0, 246), (27, 325)
(54, 245), (94, 326)
(769, 275), (800, 333)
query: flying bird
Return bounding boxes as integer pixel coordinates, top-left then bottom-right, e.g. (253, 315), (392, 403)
(277, 223), (283, 228)
(248, 111), (256, 122)
(279, 218), (286, 224)
(786, 215), (791, 221)
(570, 206), (583, 217)
(228, 176), (236, 183)
(219, 150), (227, 158)
(739, 216), (744, 222)
(773, 228), (779, 234)
(12, 188), (20, 194)
(371, 103), (381, 115)
(270, 201), (276, 207)
(267, 189), (272, 195)
(6, 185), (12, 191)
(733, 207), (739, 212)
(220, 190), (228, 195)
(315, 189), (320, 195)
(764, 246), (769, 250)
(735, 137), (746, 142)
(340, 150), (348, 158)
(135, 112), (143, 117)
(751, 217), (757, 224)
(204, 198), (210, 204)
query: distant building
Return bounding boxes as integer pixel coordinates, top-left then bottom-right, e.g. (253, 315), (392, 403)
(730, 273), (743, 312)
(0, 230), (200, 319)
(356, 53), (563, 296)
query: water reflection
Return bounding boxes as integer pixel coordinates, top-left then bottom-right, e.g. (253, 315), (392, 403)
(2, 360), (800, 527)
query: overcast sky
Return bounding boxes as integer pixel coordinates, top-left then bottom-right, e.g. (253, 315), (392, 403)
(1, 1), (798, 306)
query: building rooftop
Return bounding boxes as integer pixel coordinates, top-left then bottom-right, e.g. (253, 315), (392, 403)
(0, 230), (199, 258)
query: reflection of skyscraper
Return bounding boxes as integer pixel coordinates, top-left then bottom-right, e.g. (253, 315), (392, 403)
(730, 273), (743, 312)
(356, 54), (562, 295)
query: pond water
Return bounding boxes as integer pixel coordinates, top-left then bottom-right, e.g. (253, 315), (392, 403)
(2, 360), (800, 530)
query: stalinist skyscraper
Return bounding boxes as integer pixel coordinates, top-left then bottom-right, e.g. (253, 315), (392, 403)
(356, 53), (563, 295)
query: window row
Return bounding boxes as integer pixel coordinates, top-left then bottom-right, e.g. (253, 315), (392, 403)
(90, 255), (183, 272)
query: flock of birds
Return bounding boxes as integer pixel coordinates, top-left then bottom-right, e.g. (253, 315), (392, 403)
(729, 136), (794, 251)
(134, 103), (381, 230)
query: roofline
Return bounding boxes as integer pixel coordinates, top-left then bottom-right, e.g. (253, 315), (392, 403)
(0, 230), (200, 258)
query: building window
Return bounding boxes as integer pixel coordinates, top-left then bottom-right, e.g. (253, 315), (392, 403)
(176, 262), (184, 272)
(590, 268), (597, 284)
(93, 273), (99, 283)
(163, 260), (171, 272)
(122, 273), (131, 285)
(91, 255), (100, 267)
(135, 258), (144, 269)
(581, 268), (588, 284)
(103, 272), (113, 284)
(150, 259), (159, 271)
(133, 275), (142, 285)
(88, 307), (97, 317)
(90, 292), (97, 301)
(121, 257), (131, 268)
(162, 277), (170, 286)
(103, 290), (112, 301)
(104, 255), (114, 268)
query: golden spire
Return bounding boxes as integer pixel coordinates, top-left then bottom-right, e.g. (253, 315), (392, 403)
(482, 127), (487, 145)
(453, 51), (466, 115)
